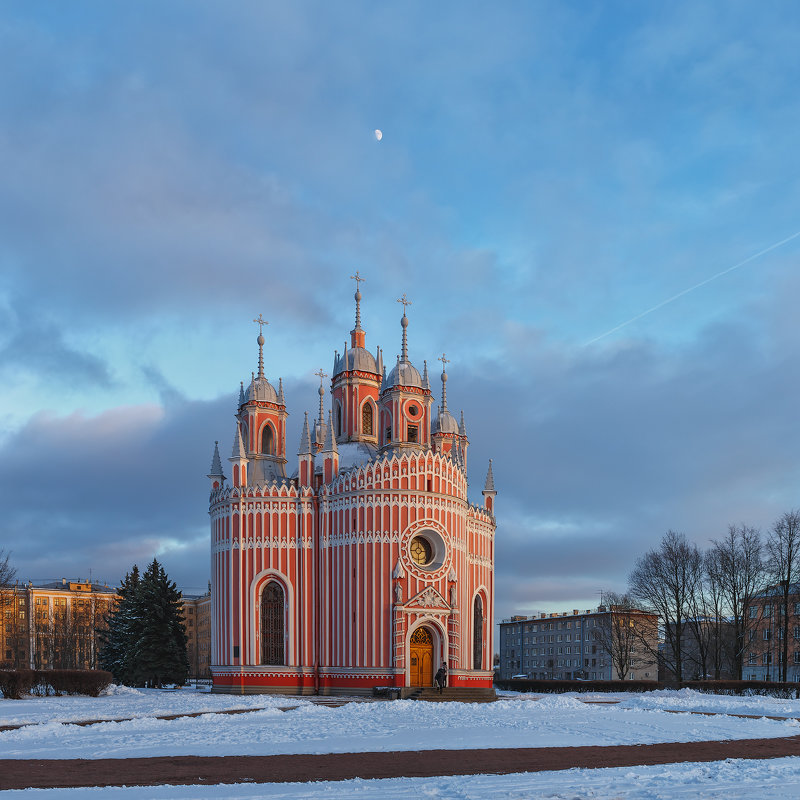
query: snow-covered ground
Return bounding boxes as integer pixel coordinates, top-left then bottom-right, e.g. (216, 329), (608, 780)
(3, 687), (800, 797)
(1, 686), (800, 761)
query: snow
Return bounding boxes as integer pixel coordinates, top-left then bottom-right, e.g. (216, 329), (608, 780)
(4, 687), (800, 796)
(4, 758), (800, 799)
(1, 687), (800, 761)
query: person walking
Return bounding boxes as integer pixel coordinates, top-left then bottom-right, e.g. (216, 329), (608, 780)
(435, 665), (445, 694)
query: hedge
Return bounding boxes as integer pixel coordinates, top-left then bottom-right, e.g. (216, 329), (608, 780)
(680, 680), (800, 698)
(494, 678), (658, 693)
(0, 669), (113, 699)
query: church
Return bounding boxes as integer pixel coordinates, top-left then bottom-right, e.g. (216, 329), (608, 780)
(207, 277), (497, 694)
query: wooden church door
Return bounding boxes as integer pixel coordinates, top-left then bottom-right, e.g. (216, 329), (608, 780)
(409, 627), (434, 686)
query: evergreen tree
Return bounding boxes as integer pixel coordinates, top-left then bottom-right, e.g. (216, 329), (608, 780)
(100, 565), (141, 684)
(130, 559), (189, 688)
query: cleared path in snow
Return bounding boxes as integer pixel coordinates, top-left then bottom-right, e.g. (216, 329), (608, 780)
(2, 734), (800, 790)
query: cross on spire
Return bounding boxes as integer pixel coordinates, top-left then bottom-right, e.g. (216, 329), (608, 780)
(438, 354), (450, 411)
(253, 315), (268, 377)
(438, 353), (450, 370)
(397, 294), (412, 362)
(315, 369), (328, 426)
(350, 272), (365, 330)
(397, 294), (412, 314)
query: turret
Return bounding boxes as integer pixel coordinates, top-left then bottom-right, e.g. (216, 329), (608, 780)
(207, 441), (225, 490)
(236, 315), (289, 484)
(482, 459), (497, 513)
(228, 422), (249, 487)
(379, 294), (433, 452)
(330, 274), (381, 445)
(321, 410), (339, 483)
(297, 412), (314, 488)
(431, 353), (462, 461)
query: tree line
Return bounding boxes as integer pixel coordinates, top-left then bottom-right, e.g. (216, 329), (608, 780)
(616, 511), (800, 682)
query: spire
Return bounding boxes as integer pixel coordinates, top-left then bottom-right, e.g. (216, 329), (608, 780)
(253, 314), (268, 379)
(278, 377), (285, 405)
(350, 271), (365, 330)
(397, 294), (412, 362)
(322, 409), (338, 453)
(208, 441), (223, 477)
(422, 360), (430, 391)
(438, 353), (450, 412)
(484, 459), (495, 492)
(298, 411), (312, 455)
(315, 369), (327, 425)
(238, 381), (245, 408)
(459, 409), (467, 437)
(231, 423), (246, 459)
(452, 439), (461, 467)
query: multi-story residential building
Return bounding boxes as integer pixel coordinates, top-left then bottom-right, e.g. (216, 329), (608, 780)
(0, 580), (117, 670)
(498, 606), (658, 681)
(744, 585), (800, 682)
(182, 589), (212, 680)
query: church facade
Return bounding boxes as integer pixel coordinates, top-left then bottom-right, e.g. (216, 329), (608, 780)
(207, 279), (497, 694)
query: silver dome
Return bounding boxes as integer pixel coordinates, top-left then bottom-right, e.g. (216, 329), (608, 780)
(334, 346), (378, 376)
(245, 376), (278, 404)
(434, 410), (459, 434)
(384, 360), (422, 389)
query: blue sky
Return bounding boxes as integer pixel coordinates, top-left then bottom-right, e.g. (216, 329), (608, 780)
(2, 2), (800, 621)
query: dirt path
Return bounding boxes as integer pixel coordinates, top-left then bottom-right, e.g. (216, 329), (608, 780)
(2, 735), (800, 790)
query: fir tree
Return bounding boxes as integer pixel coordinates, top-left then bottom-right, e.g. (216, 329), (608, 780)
(130, 559), (189, 688)
(100, 565), (141, 684)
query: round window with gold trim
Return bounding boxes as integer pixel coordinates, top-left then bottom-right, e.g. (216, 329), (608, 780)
(410, 536), (433, 566)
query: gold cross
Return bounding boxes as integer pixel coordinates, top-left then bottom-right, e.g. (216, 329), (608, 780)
(350, 271), (365, 289)
(253, 314), (268, 334)
(397, 294), (412, 313)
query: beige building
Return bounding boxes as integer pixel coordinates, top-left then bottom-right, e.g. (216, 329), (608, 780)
(1, 580), (117, 670)
(181, 590), (211, 679)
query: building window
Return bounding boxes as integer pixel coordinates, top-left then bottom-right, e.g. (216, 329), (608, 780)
(764, 605), (772, 616)
(362, 403), (373, 435)
(764, 629), (772, 641)
(473, 595), (484, 670)
(763, 653), (772, 665)
(749, 606), (758, 619)
(261, 425), (275, 455)
(407, 425), (418, 443)
(260, 582), (285, 666)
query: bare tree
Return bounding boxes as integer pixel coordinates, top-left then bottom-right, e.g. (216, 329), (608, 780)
(629, 530), (702, 683)
(596, 592), (656, 680)
(0, 549), (15, 589)
(766, 510), (800, 682)
(709, 524), (765, 679)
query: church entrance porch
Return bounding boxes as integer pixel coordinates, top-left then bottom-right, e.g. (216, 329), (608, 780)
(409, 626), (434, 686)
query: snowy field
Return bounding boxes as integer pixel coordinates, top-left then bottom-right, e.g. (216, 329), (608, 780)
(1, 686), (800, 760)
(3, 687), (800, 798)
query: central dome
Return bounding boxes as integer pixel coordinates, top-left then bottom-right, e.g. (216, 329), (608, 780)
(334, 346), (378, 376)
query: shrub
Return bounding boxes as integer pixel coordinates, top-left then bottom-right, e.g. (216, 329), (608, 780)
(494, 678), (659, 693)
(680, 680), (800, 699)
(0, 669), (36, 699)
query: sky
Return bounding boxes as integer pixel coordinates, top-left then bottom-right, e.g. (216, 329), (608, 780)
(2, 2), (800, 625)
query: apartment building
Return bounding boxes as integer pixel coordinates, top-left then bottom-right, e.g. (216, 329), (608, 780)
(0, 580), (117, 670)
(498, 606), (658, 681)
(182, 589), (211, 680)
(744, 585), (800, 682)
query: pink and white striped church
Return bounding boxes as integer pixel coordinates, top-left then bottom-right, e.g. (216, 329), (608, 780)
(207, 276), (497, 695)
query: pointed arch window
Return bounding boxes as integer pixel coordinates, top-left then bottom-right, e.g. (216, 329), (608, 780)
(336, 404), (342, 437)
(473, 595), (484, 670)
(362, 403), (374, 435)
(261, 425), (275, 455)
(260, 582), (285, 665)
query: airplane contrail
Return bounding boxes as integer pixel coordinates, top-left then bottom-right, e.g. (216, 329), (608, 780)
(584, 229), (800, 346)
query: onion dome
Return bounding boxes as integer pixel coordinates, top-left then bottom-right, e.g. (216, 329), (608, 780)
(383, 295), (423, 389)
(333, 343), (379, 376)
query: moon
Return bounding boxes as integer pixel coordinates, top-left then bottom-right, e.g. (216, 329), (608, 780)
(374, 129), (383, 141)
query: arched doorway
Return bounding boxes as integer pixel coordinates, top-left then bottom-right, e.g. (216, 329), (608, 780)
(409, 626), (434, 686)
(261, 425), (275, 455)
(260, 582), (285, 665)
(473, 595), (483, 670)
